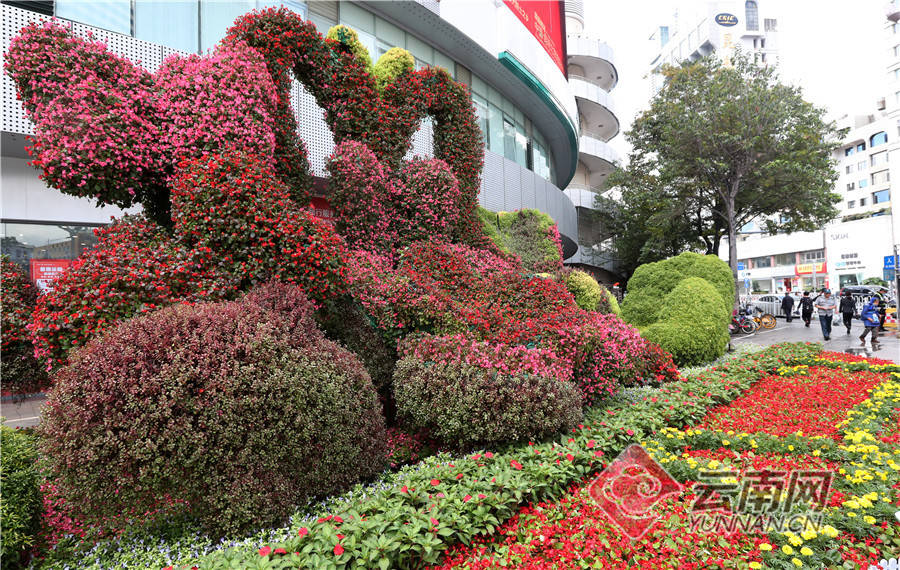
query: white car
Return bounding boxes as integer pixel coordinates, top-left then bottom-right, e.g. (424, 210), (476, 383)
(752, 294), (801, 318)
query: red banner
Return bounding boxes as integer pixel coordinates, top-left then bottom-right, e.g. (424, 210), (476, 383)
(308, 197), (336, 226)
(503, 0), (567, 76)
(30, 259), (71, 292)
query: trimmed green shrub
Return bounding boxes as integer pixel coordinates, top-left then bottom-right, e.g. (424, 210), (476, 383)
(642, 277), (730, 366)
(623, 252), (733, 367)
(0, 425), (42, 569)
(622, 251), (734, 327)
(373, 47), (414, 91)
(326, 24), (372, 71)
(39, 282), (387, 536)
(562, 269), (619, 315)
(477, 207), (563, 272)
(0, 256), (47, 394)
(394, 357), (582, 447)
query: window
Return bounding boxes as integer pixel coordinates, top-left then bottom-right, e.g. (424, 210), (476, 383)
(751, 255), (772, 268)
(802, 250), (824, 262)
(134, 1), (199, 52)
(857, 142), (866, 152)
(872, 170), (890, 185)
(503, 118), (517, 162)
(871, 131), (888, 147)
(57, 0), (131, 35)
(0, 222), (102, 286)
(774, 253), (795, 266)
(895, 45), (900, 57)
(847, 182), (855, 191)
(871, 151), (888, 167)
(848, 200), (856, 208)
(846, 165), (853, 174)
(873, 189), (891, 203)
(745, 1), (759, 31)
(894, 69), (900, 81)
(859, 179), (869, 188)
(858, 160), (867, 171)
(764, 18), (777, 32)
(860, 198), (868, 206)
(472, 94), (489, 147)
(760, 38), (766, 48)
(845, 147), (855, 156)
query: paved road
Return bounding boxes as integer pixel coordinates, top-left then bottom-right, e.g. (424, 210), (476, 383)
(731, 317), (899, 363)
(1, 394), (46, 429)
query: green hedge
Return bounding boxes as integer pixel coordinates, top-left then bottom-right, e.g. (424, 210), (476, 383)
(47, 343), (822, 569)
(372, 47), (414, 91)
(477, 207), (562, 272)
(1, 425), (42, 569)
(563, 269), (619, 314)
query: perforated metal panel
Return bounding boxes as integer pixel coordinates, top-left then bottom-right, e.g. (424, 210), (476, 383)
(70, 23), (165, 73)
(292, 80), (334, 177)
(519, 167), (536, 209)
(404, 117), (433, 160)
(479, 151), (505, 212)
(2, 4), (61, 134)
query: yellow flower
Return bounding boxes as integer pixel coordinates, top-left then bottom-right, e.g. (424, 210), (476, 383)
(782, 545), (794, 555)
(792, 557), (803, 567)
(759, 543), (773, 551)
(800, 529), (817, 540)
(788, 445), (795, 451)
(847, 512), (857, 517)
(822, 525), (838, 538)
(722, 439), (730, 446)
(864, 515), (876, 524)
(750, 563), (762, 569)
(800, 547), (813, 556)
(788, 535), (803, 546)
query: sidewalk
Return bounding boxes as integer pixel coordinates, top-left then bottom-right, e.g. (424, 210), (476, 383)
(1, 394), (47, 429)
(731, 318), (900, 363)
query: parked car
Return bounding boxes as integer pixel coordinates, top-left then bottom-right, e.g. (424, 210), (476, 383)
(752, 294), (801, 318)
(839, 285), (891, 300)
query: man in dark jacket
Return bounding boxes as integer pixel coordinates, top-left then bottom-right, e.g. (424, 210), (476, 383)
(798, 292), (814, 327)
(781, 293), (795, 322)
(838, 290), (856, 334)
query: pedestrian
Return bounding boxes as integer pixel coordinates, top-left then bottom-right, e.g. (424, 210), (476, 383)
(814, 289), (836, 340)
(859, 297), (882, 348)
(874, 290), (888, 332)
(838, 290), (856, 335)
(781, 293), (795, 322)
(799, 291), (814, 327)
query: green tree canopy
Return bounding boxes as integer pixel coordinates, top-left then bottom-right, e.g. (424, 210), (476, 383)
(603, 52), (841, 306)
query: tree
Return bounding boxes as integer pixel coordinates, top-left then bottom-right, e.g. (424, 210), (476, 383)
(607, 52), (841, 308)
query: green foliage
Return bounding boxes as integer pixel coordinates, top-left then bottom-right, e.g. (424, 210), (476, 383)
(393, 357), (583, 448)
(641, 277), (730, 366)
(373, 47), (414, 91)
(862, 277), (888, 287)
(609, 52), (842, 290)
(623, 251), (733, 327)
(326, 24), (372, 71)
(623, 253), (732, 366)
(562, 269), (619, 314)
(477, 207), (563, 272)
(1, 426), (42, 569)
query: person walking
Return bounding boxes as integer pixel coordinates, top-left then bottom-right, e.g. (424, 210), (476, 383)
(799, 292), (814, 327)
(859, 297), (882, 348)
(874, 290), (888, 332)
(814, 289), (837, 340)
(781, 293), (795, 322)
(838, 290), (856, 335)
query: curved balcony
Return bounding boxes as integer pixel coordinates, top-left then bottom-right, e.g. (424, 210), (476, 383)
(569, 76), (619, 142)
(578, 134), (618, 187)
(563, 185), (602, 210)
(567, 34), (618, 91)
(888, 1), (900, 22)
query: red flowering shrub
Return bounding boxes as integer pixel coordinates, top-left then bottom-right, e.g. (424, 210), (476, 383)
(39, 282), (387, 536)
(28, 216), (227, 370)
(327, 141), (461, 254)
(1, 256), (47, 394)
(394, 335), (583, 447)
(171, 151), (347, 301)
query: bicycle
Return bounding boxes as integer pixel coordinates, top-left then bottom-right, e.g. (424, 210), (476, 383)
(730, 309), (758, 334)
(750, 306), (776, 330)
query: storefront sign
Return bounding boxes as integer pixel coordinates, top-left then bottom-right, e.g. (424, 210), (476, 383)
(503, 0), (567, 75)
(30, 259), (71, 291)
(714, 13), (738, 27)
(308, 197), (336, 226)
(795, 262), (826, 275)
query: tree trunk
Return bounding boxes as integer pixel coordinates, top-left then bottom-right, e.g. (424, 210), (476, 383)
(726, 182), (740, 313)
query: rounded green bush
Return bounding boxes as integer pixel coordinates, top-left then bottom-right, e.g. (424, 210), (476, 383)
(394, 357), (582, 448)
(1, 425), (42, 569)
(640, 277), (730, 366)
(40, 282), (387, 536)
(373, 47), (414, 91)
(326, 24), (372, 71)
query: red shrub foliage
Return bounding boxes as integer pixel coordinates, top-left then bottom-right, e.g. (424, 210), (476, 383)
(39, 283), (387, 536)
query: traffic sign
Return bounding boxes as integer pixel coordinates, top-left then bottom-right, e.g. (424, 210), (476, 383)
(885, 255), (896, 270)
(737, 262), (745, 271)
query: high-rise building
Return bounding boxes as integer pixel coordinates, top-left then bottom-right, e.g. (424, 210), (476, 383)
(1, 1), (621, 285)
(562, 0), (621, 280)
(647, 1), (779, 94)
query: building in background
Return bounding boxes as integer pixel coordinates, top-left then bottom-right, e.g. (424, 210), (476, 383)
(561, 0), (621, 281)
(647, 0), (779, 94)
(1, 0), (620, 285)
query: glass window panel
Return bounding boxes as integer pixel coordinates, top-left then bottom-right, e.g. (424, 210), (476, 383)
(751, 256), (771, 268)
(515, 123), (528, 167)
(488, 104), (504, 154)
(308, 12), (336, 33)
(375, 17), (404, 49)
(201, 1), (253, 52)
(873, 189), (891, 203)
(1, 223), (102, 285)
(472, 94), (489, 147)
(433, 51), (454, 76)
(135, 0), (198, 53)
(57, 0), (131, 34)
(339, 2), (374, 34)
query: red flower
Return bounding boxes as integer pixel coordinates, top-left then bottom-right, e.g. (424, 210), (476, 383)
(430, 478), (440, 486)
(258, 546), (271, 556)
(334, 543), (344, 556)
(298, 527), (309, 537)
(510, 460), (523, 470)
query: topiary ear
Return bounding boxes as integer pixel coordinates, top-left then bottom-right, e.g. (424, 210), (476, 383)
(373, 47), (415, 91)
(325, 24), (373, 71)
(6, 21), (168, 220)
